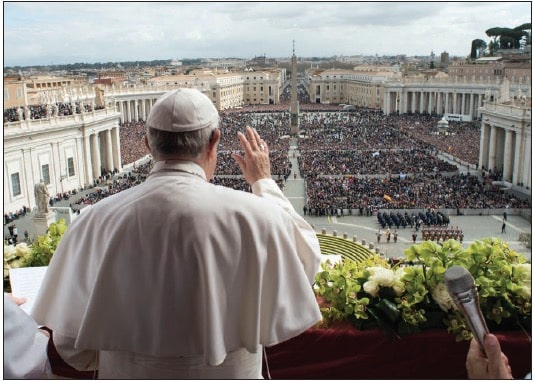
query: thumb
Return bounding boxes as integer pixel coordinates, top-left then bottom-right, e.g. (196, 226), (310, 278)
(484, 334), (511, 378)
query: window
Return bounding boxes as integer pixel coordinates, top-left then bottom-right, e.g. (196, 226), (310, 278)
(42, 164), (50, 184)
(67, 157), (75, 177)
(11, 173), (21, 196)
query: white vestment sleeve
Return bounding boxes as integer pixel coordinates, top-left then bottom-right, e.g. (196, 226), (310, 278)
(251, 178), (321, 284)
(3, 295), (52, 379)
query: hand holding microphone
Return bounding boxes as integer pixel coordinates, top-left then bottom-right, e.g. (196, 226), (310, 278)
(444, 265), (489, 353)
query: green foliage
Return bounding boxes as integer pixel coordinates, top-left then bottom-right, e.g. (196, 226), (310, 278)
(4, 220), (67, 285)
(470, 39), (487, 59)
(315, 238), (531, 342)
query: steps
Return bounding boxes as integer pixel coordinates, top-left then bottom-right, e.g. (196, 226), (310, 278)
(316, 233), (374, 263)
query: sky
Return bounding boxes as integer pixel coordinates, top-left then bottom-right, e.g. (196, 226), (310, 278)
(3, 1), (532, 67)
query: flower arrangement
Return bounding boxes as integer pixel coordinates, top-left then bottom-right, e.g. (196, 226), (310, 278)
(4, 220), (67, 289)
(315, 238), (531, 341)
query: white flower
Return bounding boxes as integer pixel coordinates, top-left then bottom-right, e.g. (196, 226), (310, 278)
(368, 267), (395, 287)
(363, 280), (380, 297)
(3, 245), (16, 261)
(392, 268), (406, 295)
(14, 243), (31, 258)
(432, 282), (455, 311)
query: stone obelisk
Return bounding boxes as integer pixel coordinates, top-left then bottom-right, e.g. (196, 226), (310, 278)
(290, 40), (300, 136)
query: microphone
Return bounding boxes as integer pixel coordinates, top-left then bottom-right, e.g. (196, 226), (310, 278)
(444, 265), (489, 353)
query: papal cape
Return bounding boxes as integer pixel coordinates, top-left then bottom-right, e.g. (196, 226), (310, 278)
(31, 162), (322, 375)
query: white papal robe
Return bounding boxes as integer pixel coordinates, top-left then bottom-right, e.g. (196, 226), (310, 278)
(31, 161), (322, 379)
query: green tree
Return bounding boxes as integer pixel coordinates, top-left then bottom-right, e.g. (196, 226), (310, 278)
(486, 25), (530, 52)
(470, 39), (487, 59)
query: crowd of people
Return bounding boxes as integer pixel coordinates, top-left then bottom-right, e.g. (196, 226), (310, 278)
(304, 172), (530, 215)
(4, 104), (530, 227)
(4, 102), (103, 122)
(118, 121), (150, 165)
(4, 89), (526, 380)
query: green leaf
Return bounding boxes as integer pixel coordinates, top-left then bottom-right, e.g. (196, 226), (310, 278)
(375, 298), (401, 323)
(367, 306), (396, 340)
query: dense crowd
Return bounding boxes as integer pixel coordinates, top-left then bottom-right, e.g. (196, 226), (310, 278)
(304, 172), (530, 215)
(299, 148), (457, 177)
(4, 105), (530, 224)
(4, 102), (104, 122)
(119, 121), (150, 166)
(73, 108), (534, 212)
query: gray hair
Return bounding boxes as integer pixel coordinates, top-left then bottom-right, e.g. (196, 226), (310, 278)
(146, 126), (216, 159)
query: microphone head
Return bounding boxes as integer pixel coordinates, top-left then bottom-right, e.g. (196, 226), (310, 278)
(444, 265), (475, 294)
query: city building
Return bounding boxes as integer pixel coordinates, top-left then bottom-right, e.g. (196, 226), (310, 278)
(478, 79), (531, 192)
(4, 105), (121, 214)
(448, 55), (531, 83)
(308, 68), (399, 109)
(242, 69), (282, 105)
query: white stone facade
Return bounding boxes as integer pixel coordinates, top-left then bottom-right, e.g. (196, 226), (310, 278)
(4, 108), (121, 214)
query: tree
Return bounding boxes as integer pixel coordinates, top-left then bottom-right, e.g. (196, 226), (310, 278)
(514, 23), (532, 47)
(486, 25), (530, 52)
(470, 39), (487, 59)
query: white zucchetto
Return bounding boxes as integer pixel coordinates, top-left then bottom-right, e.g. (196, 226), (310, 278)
(146, 88), (219, 132)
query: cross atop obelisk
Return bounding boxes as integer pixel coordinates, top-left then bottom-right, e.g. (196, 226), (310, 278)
(290, 40), (300, 136)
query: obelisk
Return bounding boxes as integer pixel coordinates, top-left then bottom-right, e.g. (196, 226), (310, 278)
(290, 40), (300, 136)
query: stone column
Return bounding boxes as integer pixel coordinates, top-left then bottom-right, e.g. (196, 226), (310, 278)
(22, 148), (34, 209)
(401, 89), (408, 113)
(452, 93), (458, 114)
(112, 126), (122, 171)
(488, 125), (497, 171)
(428, 91), (433, 114)
(126, 100), (131, 123)
(502, 129), (514, 182)
(445, 93), (449, 114)
(141, 99), (147, 121)
(84, 134), (93, 185)
(419, 91), (424, 113)
(118, 101), (124, 123)
(133, 99), (139, 121)
(436, 92), (442, 114)
(469, 94), (475, 119)
(105, 129), (114, 172)
(91, 133), (102, 179)
(521, 130), (531, 189)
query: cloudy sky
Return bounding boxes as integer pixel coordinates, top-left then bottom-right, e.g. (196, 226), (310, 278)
(3, 1), (531, 67)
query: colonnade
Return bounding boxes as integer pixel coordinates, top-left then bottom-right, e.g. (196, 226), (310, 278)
(83, 126), (121, 184)
(115, 97), (160, 123)
(384, 87), (485, 119)
(478, 120), (531, 189)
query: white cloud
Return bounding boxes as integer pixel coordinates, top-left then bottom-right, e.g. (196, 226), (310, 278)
(3, 1), (531, 66)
